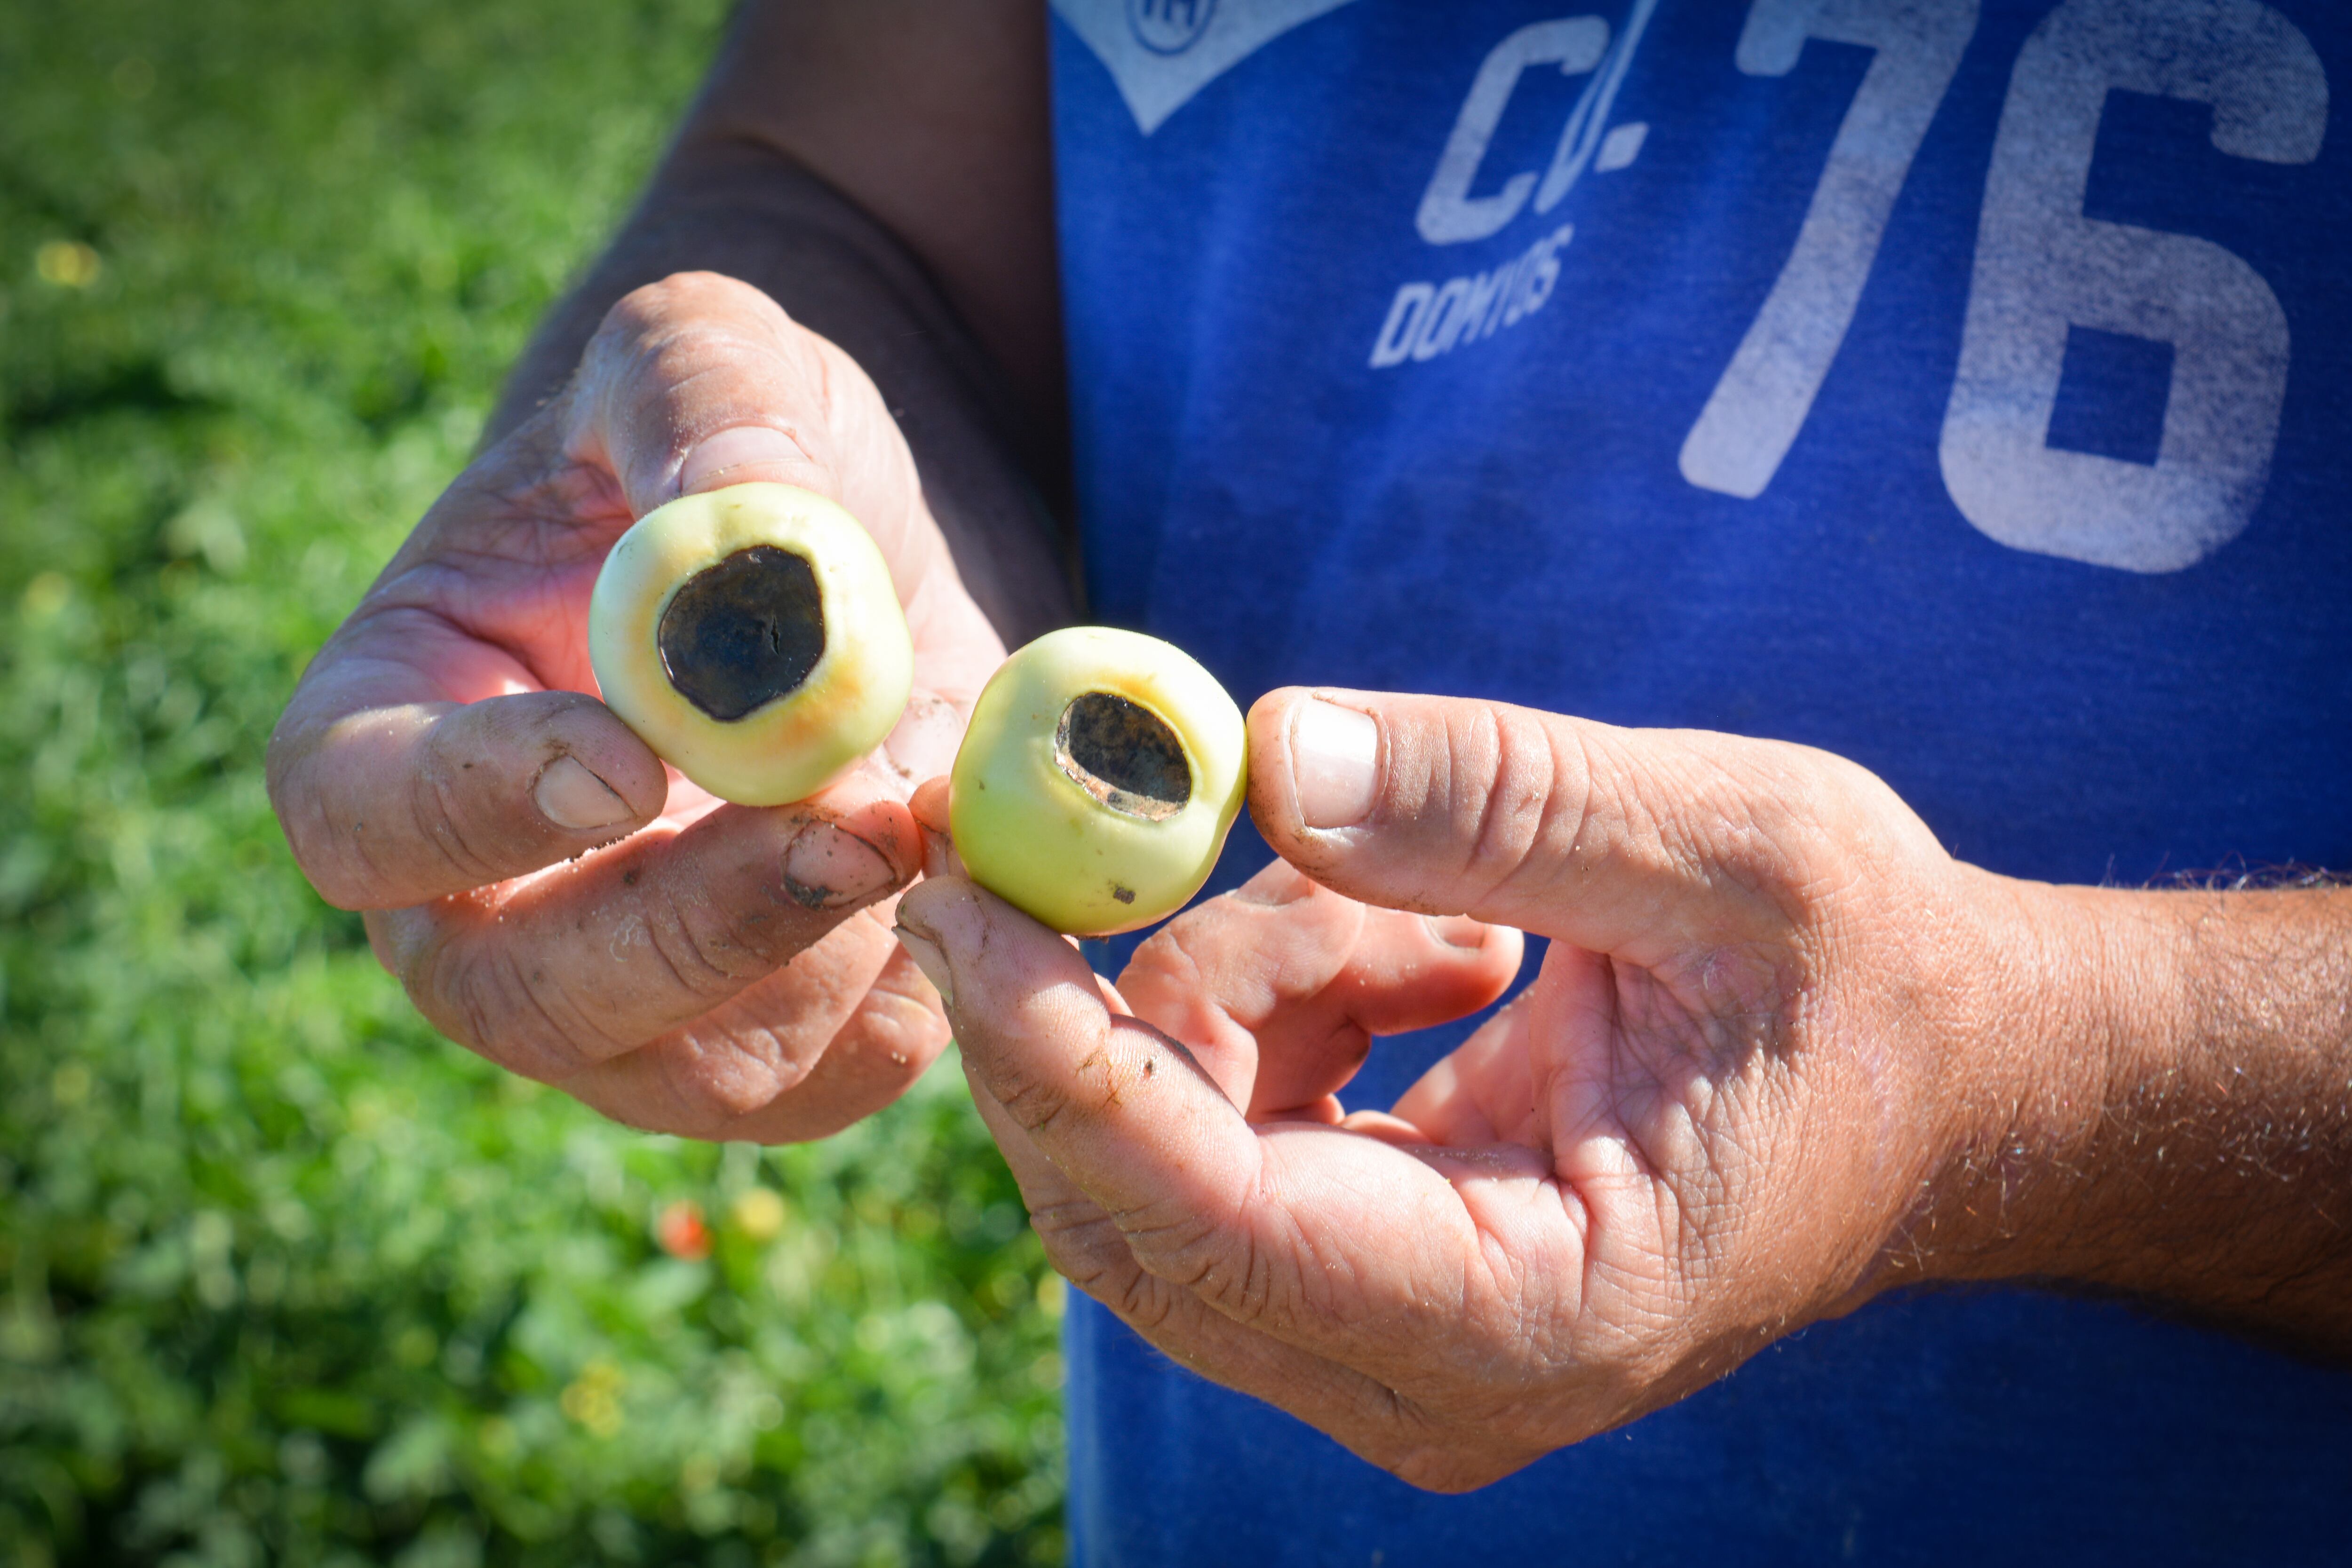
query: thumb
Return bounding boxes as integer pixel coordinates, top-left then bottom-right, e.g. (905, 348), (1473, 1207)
(560, 271), (933, 592)
(1245, 687), (1859, 958)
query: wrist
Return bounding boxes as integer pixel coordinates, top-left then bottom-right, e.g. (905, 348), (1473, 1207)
(1879, 871), (2187, 1291)
(1891, 872), (2352, 1351)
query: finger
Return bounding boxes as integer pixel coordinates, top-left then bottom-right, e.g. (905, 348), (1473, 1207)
(1117, 860), (1521, 1118)
(895, 876), (1543, 1380)
(1246, 687), (1930, 958)
(562, 912), (950, 1141)
(269, 676), (668, 910)
(370, 783), (921, 1081)
(267, 401), (653, 914)
(727, 935), (952, 1140)
(273, 272), (954, 916)
(1388, 990), (1542, 1146)
(896, 874), (1263, 1231)
(913, 875), (1612, 1485)
(962, 1073), (1534, 1494)
(884, 690), (977, 787)
(908, 774), (966, 880)
(563, 271), (939, 596)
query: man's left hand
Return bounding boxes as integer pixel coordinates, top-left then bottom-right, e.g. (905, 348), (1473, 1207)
(894, 686), (2071, 1490)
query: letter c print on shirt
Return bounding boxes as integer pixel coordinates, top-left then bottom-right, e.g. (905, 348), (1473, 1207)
(1372, 0), (1661, 369)
(1051, 0), (1363, 134)
(1415, 18), (1613, 245)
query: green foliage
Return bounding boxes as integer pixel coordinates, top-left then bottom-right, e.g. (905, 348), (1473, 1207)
(0, 2), (1065, 1562)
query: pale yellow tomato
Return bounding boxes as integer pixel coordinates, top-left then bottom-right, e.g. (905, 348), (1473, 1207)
(587, 483), (911, 805)
(951, 627), (1246, 935)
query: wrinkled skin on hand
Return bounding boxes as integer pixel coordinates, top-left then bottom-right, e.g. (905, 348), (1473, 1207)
(269, 273), (1004, 1140)
(898, 688), (2043, 1491)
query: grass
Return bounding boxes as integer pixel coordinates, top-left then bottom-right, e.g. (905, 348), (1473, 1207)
(0, 2), (1065, 1562)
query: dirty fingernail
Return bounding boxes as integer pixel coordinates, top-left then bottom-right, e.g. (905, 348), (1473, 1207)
(677, 425), (813, 497)
(783, 822), (899, 910)
(536, 756), (633, 832)
(894, 925), (954, 1010)
(1291, 698), (1380, 830)
(1423, 914), (1488, 949)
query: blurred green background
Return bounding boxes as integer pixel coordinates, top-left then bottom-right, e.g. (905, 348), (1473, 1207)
(0, 2), (1065, 1563)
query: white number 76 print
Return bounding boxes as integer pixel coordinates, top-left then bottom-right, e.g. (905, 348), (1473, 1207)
(1679, 0), (2327, 574)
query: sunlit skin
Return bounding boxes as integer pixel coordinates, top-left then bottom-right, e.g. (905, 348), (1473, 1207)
(898, 687), (2352, 1492)
(262, 0), (1074, 1150)
(267, 274), (993, 1140)
(264, 0), (2352, 1493)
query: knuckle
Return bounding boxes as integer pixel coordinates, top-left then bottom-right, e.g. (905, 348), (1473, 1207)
(275, 802), (367, 910)
(641, 887), (784, 1002)
(1060, 1235), (1184, 1337)
(985, 1064), (1077, 1142)
(1662, 738), (1857, 925)
(1028, 1204), (1195, 1338)
(328, 831), (404, 911)
(651, 1033), (797, 1131)
(1111, 1270), (1184, 1335)
(265, 726), (381, 911)
(403, 747), (504, 889)
(1124, 921), (1204, 990)
(638, 316), (763, 390)
(307, 807), (409, 911)
(411, 928), (597, 1081)
(847, 988), (951, 1085)
(773, 943), (950, 1110)
(1455, 705), (1573, 903)
(1116, 925), (1214, 1023)
(1787, 744), (1923, 868)
(601, 270), (777, 343)
(1030, 1203), (1139, 1294)
(276, 708), (518, 912)
(1119, 1197), (1273, 1322)
(428, 943), (526, 1057)
(628, 305), (799, 405)
(581, 276), (811, 454)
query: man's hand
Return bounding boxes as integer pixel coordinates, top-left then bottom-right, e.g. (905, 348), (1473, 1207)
(896, 687), (2352, 1490)
(270, 272), (1006, 1140)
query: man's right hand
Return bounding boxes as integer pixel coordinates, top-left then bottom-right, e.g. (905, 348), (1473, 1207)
(268, 272), (1008, 1141)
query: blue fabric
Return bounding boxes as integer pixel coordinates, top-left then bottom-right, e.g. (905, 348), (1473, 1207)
(1066, 1283), (2352, 1565)
(1046, 0), (2352, 1559)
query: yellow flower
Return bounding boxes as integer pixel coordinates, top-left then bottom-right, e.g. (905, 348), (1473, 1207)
(36, 241), (101, 289)
(729, 1187), (787, 1242)
(560, 1360), (626, 1438)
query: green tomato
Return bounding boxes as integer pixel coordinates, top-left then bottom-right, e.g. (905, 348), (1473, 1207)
(951, 626), (1247, 936)
(587, 482), (912, 806)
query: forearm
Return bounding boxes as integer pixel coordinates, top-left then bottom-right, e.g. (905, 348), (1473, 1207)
(1917, 879), (2352, 1355)
(488, 4), (1073, 645)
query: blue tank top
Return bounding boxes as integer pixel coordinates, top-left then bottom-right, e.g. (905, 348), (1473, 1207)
(1046, 0), (2352, 1560)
